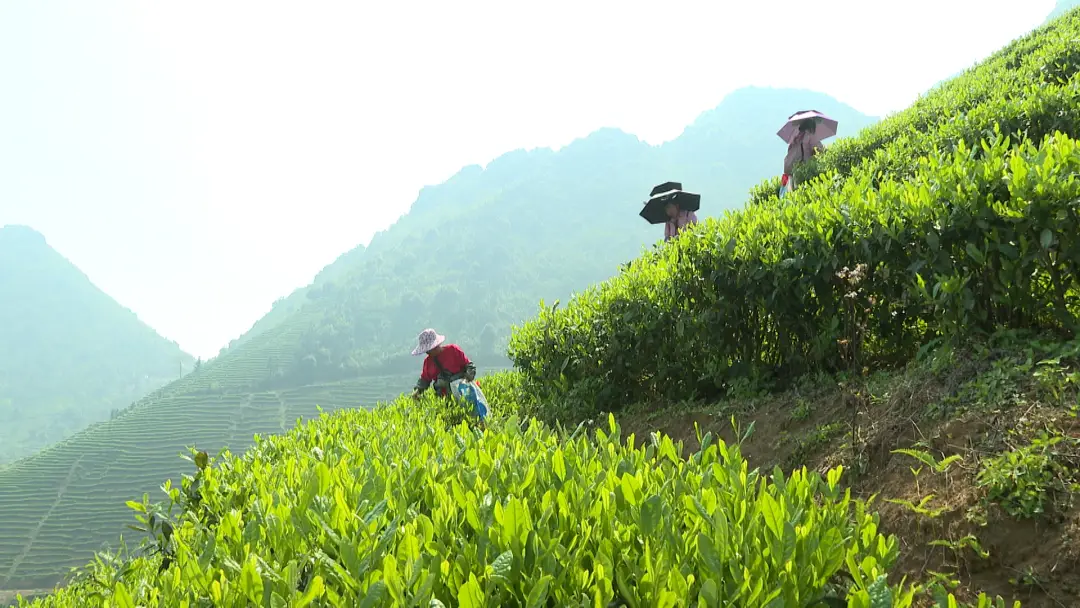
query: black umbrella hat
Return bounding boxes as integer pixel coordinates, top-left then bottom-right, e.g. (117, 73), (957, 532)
(639, 181), (701, 225)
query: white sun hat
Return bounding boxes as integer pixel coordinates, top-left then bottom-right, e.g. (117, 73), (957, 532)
(411, 328), (446, 356)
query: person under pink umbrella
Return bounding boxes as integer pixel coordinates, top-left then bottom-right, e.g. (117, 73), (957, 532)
(778, 110), (838, 192)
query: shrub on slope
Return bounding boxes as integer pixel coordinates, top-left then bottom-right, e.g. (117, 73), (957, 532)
(508, 9), (1080, 416)
(761, 9), (1080, 202)
(19, 397), (935, 607)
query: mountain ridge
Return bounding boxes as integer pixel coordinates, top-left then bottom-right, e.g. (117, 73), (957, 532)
(214, 86), (876, 380)
(0, 225), (195, 464)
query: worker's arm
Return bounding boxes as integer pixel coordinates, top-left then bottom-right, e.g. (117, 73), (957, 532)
(412, 359), (435, 398)
(456, 346), (477, 381)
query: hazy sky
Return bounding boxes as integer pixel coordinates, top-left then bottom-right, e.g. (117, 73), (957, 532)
(0, 0), (1056, 358)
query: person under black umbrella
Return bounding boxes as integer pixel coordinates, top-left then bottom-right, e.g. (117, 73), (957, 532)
(639, 182), (700, 242)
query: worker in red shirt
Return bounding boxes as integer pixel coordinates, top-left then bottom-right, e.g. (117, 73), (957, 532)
(410, 328), (477, 400)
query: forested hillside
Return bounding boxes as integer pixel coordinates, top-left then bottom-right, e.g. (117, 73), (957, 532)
(493, 7), (1080, 603)
(0, 226), (193, 464)
(218, 244), (367, 356)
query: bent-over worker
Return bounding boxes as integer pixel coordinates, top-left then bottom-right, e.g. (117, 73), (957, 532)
(410, 328), (477, 400)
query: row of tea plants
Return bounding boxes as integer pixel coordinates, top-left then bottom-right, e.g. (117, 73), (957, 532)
(18, 396), (1017, 607)
(510, 131), (1080, 415)
(765, 8), (1080, 199)
(508, 8), (1080, 416)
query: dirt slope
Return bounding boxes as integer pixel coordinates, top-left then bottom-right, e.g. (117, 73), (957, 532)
(619, 334), (1080, 607)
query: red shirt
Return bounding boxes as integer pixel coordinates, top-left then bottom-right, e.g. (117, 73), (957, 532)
(419, 344), (472, 383)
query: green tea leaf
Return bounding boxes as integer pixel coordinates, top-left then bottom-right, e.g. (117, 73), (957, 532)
(697, 533), (722, 573)
(552, 448), (566, 483)
(458, 574), (485, 608)
(698, 579), (720, 606)
(639, 494), (663, 536)
(112, 583), (135, 608)
(359, 581), (388, 608)
(760, 492), (784, 540)
(525, 575), (553, 608)
(295, 575), (325, 608)
(965, 243), (985, 265)
(492, 550), (514, 578)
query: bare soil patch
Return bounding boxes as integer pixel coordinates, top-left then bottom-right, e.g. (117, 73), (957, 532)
(618, 343), (1080, 607)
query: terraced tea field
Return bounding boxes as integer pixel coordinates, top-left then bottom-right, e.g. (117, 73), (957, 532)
(0, 370), (502, 592)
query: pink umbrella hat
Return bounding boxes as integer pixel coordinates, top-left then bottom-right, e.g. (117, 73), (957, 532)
(777, 110), (839, 144)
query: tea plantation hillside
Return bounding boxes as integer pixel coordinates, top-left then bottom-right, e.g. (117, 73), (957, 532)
(0, 88), (867, 594)
(510, 6), (1080, 417)
(205, 87), (875, 389)
(0, 369), (520, 593)
(1046, 0), (1080, 23)
(13, 10), (1080, 607)
(0, 226), (195, 464)
(10, 10), (1080, 605)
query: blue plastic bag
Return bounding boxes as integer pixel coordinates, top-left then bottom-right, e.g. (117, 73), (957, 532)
(452, 379), (489, 420)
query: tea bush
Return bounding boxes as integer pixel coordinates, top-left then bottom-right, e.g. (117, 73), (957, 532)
(469, 370), (533, 419)
(509, 9), (1080, 415)
(747, 8), (1080, 207)
(20, 397), (929, 607)
(510, 132), (1080, 414)
(20, 396), (1023, 607)
(976, 430), (1080, 519)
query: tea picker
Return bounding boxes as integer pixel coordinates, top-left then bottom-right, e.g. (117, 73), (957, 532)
(638, 182), (701, 387)
(777, 110), (837, 194)
(639, 181), (700, 242)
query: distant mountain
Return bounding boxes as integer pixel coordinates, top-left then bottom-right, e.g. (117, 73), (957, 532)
(0, 225), (194, 463)
(208, 86), (877, 387)
(1045, 0), (1080, 23)
(219, 243), (367, 355)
